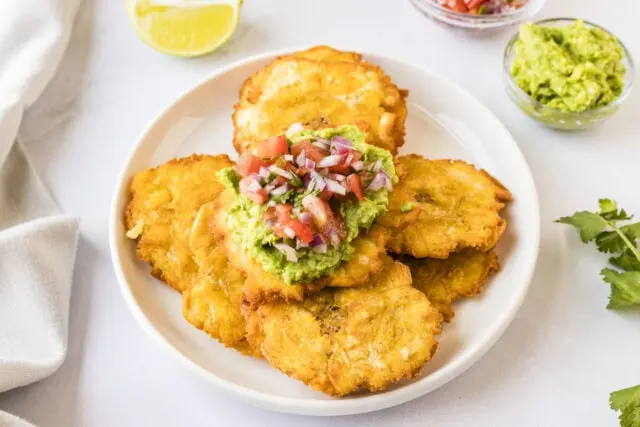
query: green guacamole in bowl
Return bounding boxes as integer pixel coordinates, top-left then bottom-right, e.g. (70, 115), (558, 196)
(504, 18), (634, 130)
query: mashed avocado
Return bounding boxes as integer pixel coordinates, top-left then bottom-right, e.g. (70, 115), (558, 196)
(219, 125), (396, 284)
(511, 20), (626, 113)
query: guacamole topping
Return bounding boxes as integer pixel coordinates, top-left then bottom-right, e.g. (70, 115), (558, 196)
(219, 125), (396, 284)
(511, 20), (626, 113)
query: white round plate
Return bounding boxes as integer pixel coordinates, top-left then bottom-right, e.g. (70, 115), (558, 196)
(110, 48), (540, 416)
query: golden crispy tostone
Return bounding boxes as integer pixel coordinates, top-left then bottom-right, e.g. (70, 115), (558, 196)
(378, 155), (512, 259)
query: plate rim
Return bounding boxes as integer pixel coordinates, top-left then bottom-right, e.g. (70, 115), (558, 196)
(109, 46), (541, 416)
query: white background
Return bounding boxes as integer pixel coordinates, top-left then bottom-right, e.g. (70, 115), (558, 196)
(1, 0), (639, 425)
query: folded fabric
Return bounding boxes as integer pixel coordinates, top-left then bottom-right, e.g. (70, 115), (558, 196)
(0, 0), (82, 425)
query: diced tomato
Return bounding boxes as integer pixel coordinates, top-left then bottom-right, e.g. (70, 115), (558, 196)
(345, 150), (362, 165)
(318, 190), (333, 201)
(236, 152), (267, 178)
(328, 164), (352, 175)
(465, 0), (486, 9)
(239, 176), (268, 205)
(291, 140), (327, 163)
(287, 219), (314, 244)
(328, 151), (361, 174)
(253, 135), (289, 159)
(302, 196), (330, 228)
(264, 204), (313, 243)
(447, 0), (468, 12)
(272, 176), (287, 186)
(274, 203), (293, 218)
(346, 174), (364, 201)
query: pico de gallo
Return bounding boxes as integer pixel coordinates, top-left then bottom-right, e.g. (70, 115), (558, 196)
(218, 125), (396, 284)
(438, 0), (528, 15)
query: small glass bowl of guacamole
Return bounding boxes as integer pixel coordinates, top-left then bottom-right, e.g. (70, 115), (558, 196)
(409, 0), (546, 33)
(504, 18), (635, 130)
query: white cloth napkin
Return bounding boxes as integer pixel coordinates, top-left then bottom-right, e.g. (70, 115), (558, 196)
(0, 0), (82, 425)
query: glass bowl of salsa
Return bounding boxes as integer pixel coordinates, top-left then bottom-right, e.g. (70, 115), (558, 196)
(409, 0), (545, 32)
(503, 18), (635, 130)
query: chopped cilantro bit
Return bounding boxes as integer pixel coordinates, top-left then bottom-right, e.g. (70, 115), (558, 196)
(290, 175), (303, 188)
(400, 202), (416, 213)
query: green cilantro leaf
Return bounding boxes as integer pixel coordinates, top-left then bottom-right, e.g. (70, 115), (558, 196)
(596, 231), (628, 253)
(400, 202), (415, 213)
(557, 200), (640, 310)
(611, 384), (640, 427)
(556, 211), (609, 242)
(602, 269), (640, 309)
(595, 223), (640, 254)
(271, 190), (294, 204)
(611, 250), (640, 272)
(622, 222), (640, 240)
(599, 198), (633, 221)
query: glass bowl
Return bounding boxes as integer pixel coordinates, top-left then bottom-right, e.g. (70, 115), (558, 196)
(409, 0), (547, 33)
(503, 18), (635, 131)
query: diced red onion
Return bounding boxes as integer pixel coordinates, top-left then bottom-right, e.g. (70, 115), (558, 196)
(271, 185), (288, 197)
(367, 172), (391, 191)
(313, 141), (329, 150)
(309, 170), (326, 191)
(345, 153), (354, 164)
(326, 179), (346, 195)
(265, 184), (275, 193)
(330, 173), (346, 182)
(304, 159), (316, 169)
(247, 179), (262, 193)
(296, 151), (306, 167)
(299, 212), (312, 224)
(313, 140), (331, 150)
(351, 160), (364, 171)
(331, 141), (353, 155)
(313, 243), (328, 253)
(284, 154), (294, 162)
(267, 200), (276, 207)
(258, 166), (270, 179)
(309, 234), (325, 247)
(317, 155), (344, 168)
(274, 243), (298, 262)
(269, 165), (294, 180)
(327, 228), (341, 247)
(283, 226), (296, 239)
(379, 170), (393, 191)
(371, 160), (382, 172)
(302, 174), (312, 189)
(331, 136), (352, 146)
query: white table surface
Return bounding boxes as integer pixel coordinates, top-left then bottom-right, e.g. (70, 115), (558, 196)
(1, 0), (639, 425)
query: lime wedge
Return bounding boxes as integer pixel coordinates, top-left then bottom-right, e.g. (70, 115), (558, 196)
(126, 0), (241, 57)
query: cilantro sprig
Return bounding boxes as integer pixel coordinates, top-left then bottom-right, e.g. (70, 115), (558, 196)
(557, 199), (640, 426)
(556, 199), (640, 309)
